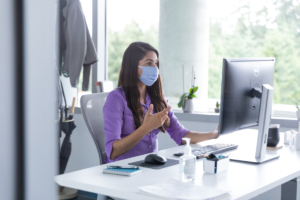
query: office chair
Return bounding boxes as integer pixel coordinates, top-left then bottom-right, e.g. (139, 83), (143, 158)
(80, 92), (109, 165)
(81, 92), (125, 200)
(81, 93), (108, 200)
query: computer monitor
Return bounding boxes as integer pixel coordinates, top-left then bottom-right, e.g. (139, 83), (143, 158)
(219, 58), (279, 164)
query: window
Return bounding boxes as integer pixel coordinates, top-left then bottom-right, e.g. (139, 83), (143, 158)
(107, 0), (159, 88)
(106, 0), (300, 118)
(209, 0), (300, 117)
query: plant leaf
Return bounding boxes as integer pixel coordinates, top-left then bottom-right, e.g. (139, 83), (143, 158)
(178, 94), (184, 108)
(178, 93), (188, 108)
(178, 93), (189, 109)
(193, 86), (198, 93)
(216, 101), (220, 108)
(189, 88), (192, 93)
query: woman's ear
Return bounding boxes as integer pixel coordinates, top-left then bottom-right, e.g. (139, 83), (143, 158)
(137, 66), (143, 77)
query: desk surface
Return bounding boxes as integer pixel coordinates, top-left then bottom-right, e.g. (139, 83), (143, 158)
(55, 129), (300, 200)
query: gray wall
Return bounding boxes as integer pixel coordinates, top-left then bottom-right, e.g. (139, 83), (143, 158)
(0, 1), (18, 199)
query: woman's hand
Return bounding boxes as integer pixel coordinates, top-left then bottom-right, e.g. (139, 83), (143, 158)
(142, 104), (171, 132)
(212, 125), (219, 139)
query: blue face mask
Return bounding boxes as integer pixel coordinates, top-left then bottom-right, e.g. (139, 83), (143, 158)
(138, 66), (159, 86)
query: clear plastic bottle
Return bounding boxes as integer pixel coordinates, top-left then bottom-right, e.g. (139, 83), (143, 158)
(289, 130), (296, 149)
(297, 123), (300, 150)
(179, 138), (196, 182)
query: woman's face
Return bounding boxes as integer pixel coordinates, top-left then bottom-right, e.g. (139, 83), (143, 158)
(137, 51), (158, 78)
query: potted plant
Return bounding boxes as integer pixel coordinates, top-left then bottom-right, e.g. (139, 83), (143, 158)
(215, 101), (220, 113)
(296, 103), (300, 120)
(178, 86), (198, 113)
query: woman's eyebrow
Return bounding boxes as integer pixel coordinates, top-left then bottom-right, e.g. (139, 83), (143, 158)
(144, 59), (158, 62)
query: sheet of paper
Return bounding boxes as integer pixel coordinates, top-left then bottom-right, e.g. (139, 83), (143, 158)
(138, 179), (230, 200)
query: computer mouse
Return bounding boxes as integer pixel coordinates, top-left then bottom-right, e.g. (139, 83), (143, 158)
(144, 154), (167, 165)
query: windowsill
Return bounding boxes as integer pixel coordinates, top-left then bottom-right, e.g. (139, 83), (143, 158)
(74, 106), (299, 129)
(173, 111), (299, 129)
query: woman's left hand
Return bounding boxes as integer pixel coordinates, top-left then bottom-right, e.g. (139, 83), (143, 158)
(212, 125), (219, 139)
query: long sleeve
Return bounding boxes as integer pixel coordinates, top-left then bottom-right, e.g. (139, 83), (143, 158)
(165, 98), (190, 145)
(103, 90), (124, 162)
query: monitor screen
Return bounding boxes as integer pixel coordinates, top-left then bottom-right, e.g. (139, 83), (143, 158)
(219, 58), (275, 135)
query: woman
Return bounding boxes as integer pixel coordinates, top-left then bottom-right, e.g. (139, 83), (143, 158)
(103, 42), (219, 163)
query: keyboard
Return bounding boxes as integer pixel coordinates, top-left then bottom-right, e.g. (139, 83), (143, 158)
(173, 143), (238, 159)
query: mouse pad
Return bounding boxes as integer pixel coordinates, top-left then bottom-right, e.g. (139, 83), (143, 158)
(128, 158), (179, 170)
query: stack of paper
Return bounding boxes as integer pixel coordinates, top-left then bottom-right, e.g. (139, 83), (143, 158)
(139, 179), (229, 200)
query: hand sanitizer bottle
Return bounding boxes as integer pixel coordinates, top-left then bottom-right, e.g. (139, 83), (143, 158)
(179, 138), (196, 182)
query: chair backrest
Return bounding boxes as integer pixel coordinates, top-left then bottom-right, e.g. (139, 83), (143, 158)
(80, 92), (109, 165)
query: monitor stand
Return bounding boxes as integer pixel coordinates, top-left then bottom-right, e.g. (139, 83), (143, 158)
(230, 84), (280, 164)
(230, 153), (279, 164)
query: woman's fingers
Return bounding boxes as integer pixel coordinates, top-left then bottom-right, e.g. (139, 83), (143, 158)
(165, 106), (171, 112)
(146, 104), (153, 117)
(160, 116), (168, 125)
(161, 115), (168, 123)
(158, 106), (171, 116)
(145, 106), (170, 129)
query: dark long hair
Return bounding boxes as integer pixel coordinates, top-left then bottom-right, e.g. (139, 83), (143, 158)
(118, 42), (170, 132)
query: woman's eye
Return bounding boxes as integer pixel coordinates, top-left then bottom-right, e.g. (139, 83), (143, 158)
(147, 63), (152, 65)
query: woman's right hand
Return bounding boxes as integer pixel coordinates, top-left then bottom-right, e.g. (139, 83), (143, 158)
(142, 104), (171, 132)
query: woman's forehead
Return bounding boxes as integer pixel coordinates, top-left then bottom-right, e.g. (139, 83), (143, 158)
(142, 51), (158, 60)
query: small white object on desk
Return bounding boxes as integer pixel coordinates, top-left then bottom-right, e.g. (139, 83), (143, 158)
(203, 157), (229, 174)
(298, 122), (300, 150)
(295, 131), (300, 150)
(289, 130), (297, 149)
(284, 131), (290, 144)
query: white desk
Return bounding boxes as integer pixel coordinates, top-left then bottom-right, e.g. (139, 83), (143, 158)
(55, 129), (300, 200)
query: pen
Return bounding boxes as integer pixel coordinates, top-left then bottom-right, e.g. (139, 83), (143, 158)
(107, 165), (139, 169)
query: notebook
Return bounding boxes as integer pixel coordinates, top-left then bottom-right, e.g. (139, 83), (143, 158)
(103, 168), (142, 176)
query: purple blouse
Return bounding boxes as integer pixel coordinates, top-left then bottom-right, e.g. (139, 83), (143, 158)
(103, 86), (190, 163)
